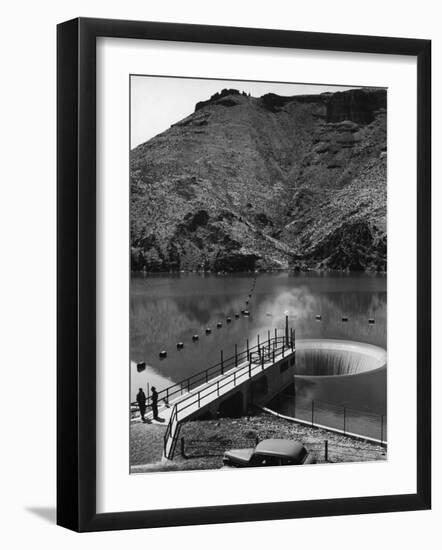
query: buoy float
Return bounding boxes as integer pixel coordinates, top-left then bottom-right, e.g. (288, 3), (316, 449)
(159, 350), (167, 359)
(217, 322), (223, 328)
(205, 328), (212, 334)
(136, 361), (146, 372)
(315, 315), (322, 321)
(192, 334), (199, 341)
(342, 317), (348, 322)
(177, 342), (184, 349)
(368, 319), (375, 324)
(226, 317), (232, 323)
(243, 310), (250, 316)
(235, 313), (240, 318)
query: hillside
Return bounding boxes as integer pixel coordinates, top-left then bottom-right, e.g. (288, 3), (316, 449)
(130, 87), (387, 272)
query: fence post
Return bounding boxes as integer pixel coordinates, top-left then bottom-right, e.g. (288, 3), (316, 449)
(166, 387), (169, 404)
(247, 339), (249, 361)
(198, 392), (201, 408)
(285, 315), (289, 344)
(235, 344), (238, 366)
(343, 407), (346, 435)
(290, 328), (294, 351)
(221, 350), (224, 375)
(311, 401), (314, 426)
(324, 440), (328, 462)
(273, 349), (275, 363)
(274, 328), (277, 347)
(261, 353), (264, 370)
(234, 371), (236, 385)
(217, 380), (220, 396)
(249, 358), (251, 378)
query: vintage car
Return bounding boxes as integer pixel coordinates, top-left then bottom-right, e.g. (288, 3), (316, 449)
(222, 438), (314, 468)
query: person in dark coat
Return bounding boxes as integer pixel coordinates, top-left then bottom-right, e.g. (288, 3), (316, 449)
(136, 388), (146, 421)
(151, 386), (159, 420)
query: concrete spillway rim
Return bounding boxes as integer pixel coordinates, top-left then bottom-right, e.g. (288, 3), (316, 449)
(294, 338), (387, 379)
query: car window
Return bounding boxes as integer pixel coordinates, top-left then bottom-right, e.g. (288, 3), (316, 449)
(250, 454), (281, 467)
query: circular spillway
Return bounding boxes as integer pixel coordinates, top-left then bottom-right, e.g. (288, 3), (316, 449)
(294, 339), (386, 379)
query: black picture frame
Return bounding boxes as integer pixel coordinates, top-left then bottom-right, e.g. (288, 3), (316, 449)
(57, 17), (431, 532)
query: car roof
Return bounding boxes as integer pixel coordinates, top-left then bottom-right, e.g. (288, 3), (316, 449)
(255, 439), (305, 458)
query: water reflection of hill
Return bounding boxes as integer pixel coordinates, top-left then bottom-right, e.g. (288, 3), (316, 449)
(130, 273), (386, 400)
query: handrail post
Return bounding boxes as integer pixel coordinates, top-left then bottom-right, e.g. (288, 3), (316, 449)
(274, 328), (277, 348)
(234, 371), (236, 385)
(221, 350), (224, 375)
(273, 348), (275, 363)
(217, 380), (220, 396)
(246, 339), (249, 361)
(249, 358), (251, 377)
(235, 344), (238, 367)
(198, 392), (201, 408)
(261, 353), (264, 371)
(285, 314), (289, 345)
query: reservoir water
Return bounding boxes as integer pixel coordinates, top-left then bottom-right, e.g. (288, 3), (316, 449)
(131, 272), (387, 435)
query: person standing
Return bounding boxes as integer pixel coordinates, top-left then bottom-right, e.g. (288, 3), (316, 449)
(136, 388), (146, 421)
(151, 386), (159, 420)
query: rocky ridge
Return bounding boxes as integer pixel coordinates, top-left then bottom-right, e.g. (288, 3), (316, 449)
(130, 87), (386, 272)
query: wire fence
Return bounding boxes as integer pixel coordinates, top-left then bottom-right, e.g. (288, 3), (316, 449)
(268, 392), (386, 443)
(179, 437), (378, 463)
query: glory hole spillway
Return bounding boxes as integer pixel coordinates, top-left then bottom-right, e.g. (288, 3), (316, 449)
(269, 339), (387, 440)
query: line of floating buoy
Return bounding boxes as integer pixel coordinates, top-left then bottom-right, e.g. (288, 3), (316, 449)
(157, 300), (257, 359)
(312, 315), (375, 324)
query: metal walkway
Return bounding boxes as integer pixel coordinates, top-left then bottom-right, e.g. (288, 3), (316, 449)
(131, 334), (295, 459)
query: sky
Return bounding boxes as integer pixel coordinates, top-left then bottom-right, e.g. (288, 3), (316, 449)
(130, 75), (359, 149)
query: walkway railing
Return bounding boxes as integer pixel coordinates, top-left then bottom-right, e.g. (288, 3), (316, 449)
(163, 335), (295, 459)
(131, 328), (295, 411)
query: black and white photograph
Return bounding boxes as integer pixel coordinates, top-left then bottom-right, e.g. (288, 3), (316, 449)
(129, 76), (388, 474)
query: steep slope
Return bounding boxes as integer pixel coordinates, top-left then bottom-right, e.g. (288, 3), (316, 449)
(130, 88), (386, 272)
